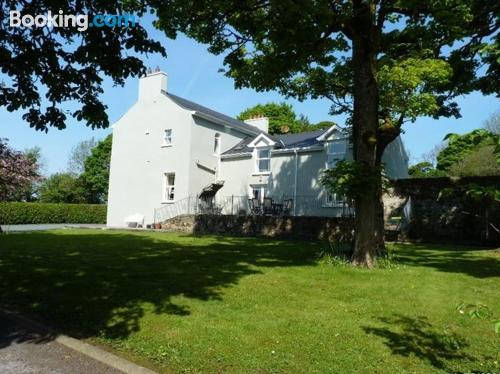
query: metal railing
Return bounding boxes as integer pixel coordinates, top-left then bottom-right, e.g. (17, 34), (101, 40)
(154, 194), (353, 223)
(154, 196), (199, 223)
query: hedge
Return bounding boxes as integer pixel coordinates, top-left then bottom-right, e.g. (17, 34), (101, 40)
(0, 202), (107, 224)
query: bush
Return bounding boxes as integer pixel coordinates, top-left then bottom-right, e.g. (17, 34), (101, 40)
(0, 202), (107, 224)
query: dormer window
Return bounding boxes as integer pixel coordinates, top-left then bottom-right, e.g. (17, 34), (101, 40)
(163, 129), (172, 146)
(256, 148), (271, 173)
(326, 141), (346, 168)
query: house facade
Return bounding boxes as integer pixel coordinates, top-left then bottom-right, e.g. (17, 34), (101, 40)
(107, 72), (408, 227)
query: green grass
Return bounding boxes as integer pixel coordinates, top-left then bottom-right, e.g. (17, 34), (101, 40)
(0, 229), (499, 373)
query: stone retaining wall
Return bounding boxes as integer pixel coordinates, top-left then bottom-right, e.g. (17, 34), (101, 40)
(161, 214), (354, 242)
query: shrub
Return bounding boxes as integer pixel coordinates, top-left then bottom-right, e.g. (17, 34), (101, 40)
(0, 202), (107, 224)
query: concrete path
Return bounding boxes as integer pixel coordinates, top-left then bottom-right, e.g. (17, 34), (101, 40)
(0, 224), (106, 232)
(0, 313), (120, 374)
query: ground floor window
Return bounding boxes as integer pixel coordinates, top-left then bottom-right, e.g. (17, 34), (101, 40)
(251, 186), (267, 202)
(325, 191), (344, 207)
(164, 173), (175, 202)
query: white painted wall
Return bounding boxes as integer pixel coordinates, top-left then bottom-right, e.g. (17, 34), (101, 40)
(107, 75), (193, 226)
(187, 117), (247, 197)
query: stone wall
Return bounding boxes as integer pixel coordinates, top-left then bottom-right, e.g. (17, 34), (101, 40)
(161, 214), (354, 242)
(392, 176), (500, 245)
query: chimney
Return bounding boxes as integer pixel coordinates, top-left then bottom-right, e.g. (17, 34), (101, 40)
(138, 70), (167, 101)
(244, 115), (269, 133)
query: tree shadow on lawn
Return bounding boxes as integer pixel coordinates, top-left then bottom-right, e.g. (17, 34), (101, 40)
(0, 231), (317, 347)
(393, 244), (500, 279)
(362, 314), (490, 372)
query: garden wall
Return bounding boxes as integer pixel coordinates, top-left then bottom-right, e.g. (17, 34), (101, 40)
(162, 214), (355, 242)
(0, 202), (107, 224)
(391, 176), (500, 245)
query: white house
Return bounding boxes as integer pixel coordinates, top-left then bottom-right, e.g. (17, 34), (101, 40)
(107, 72), (408, 227)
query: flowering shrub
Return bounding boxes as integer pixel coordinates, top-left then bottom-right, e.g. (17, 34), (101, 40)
(0, 138), (41, 201)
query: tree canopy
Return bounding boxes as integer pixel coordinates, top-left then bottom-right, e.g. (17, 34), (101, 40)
(68, 138), (98, 175)
(0, 139), (41, 201)
(80, 135), (112, 203)
(39, 172), (86, 203)
(437, 129), (498, 171)
(237, 102), (308, 134)
(0, 1), (165, 131)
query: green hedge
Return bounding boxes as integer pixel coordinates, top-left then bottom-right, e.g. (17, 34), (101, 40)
(0, 202), (107, 224)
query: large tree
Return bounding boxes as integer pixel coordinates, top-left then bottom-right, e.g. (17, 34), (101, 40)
(0, 1), (165, 131)
(153, 0), (499, 266)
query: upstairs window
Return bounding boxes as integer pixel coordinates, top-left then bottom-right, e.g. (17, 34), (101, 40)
(163, 173), (175, 202)
(214, 133), (221, 154)
(256, 148), (271, 173)
(326, 141), (346, 168)
(163, 129), (172, 146)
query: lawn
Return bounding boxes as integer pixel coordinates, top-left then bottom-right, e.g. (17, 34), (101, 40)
(0, 229), (498, 373)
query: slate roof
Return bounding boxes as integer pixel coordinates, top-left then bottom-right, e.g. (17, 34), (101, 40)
(163, 90), (334, 156)
(164, 92), (262, 134)
(223, 129), (328, 155)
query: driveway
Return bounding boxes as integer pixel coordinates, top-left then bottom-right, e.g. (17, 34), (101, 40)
(0, 312), (120, 374)
(1, 224), (106, 232)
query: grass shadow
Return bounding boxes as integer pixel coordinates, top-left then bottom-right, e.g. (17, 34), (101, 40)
(0, 230), (317, 347)
(362, 314), (475, 371)
(392, 243), (500, 279)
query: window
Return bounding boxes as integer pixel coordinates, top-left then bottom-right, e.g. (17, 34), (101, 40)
(256, 148), (271, 173)
(163, 129), (172, 146)
(325, 191), (344, 207)
(214, 133), (221, 154)
(326, 141), (346, 168)
(251, 186), (267, 202)
(163, 173), (175, 202)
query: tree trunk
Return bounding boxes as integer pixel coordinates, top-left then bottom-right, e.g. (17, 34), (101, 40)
(350, 2), (380, 268)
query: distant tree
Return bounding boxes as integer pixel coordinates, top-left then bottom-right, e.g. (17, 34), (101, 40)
(484, 111), (500, 135)
(408, 162), (446, 178)
(0, 139), (41, 201)
(20, 146), (44, 201)
(437, 130), (498, 171)
(237, 102), (307, 134)
(449, 145), (500, 177)
(80, 135), (112, 203)
(314, 121), (337, 131)
(39, 173), (85, 203)
(68, 138), (98, 175)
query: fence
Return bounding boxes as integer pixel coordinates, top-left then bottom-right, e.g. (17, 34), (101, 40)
(154, 194), (353, 223)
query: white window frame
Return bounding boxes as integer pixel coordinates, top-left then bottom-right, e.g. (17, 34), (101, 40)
(324, 191), (344, 207)
(163, 172), (175, 202)
(214, 133), (221, 155)
(250, 186), (268, 203)
(326, 141), (346, 169)
(255, 148), (271, 174)
(162, 129), (172, 147)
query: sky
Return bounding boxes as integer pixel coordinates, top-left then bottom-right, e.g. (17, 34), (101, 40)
(1, 22), (499, 175)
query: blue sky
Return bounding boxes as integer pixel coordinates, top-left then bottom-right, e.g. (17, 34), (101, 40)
(1, 24), (499, 175)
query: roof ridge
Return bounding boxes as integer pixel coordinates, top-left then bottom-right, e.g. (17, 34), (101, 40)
(164, 91), (264, 135)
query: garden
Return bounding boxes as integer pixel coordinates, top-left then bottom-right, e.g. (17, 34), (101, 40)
(0, 229), (498, 373)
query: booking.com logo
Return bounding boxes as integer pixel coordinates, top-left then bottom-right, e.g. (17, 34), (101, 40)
(9, 10), (137, 31)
